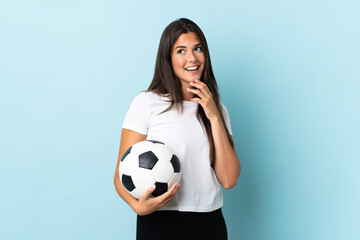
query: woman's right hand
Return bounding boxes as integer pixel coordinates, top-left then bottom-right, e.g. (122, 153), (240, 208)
(132, 183), (180, 216)
(115, 129), (180, 216)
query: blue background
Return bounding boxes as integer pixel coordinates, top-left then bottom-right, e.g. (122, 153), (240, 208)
(1, 0), (359, 239)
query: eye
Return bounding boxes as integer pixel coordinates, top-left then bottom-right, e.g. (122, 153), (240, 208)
(195, 47), (202, 52)
(177, 49), (185, 54)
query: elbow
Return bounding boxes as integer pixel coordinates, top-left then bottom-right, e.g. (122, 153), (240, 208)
(221, 176), (239, 189)
(114, 176), (117, 187)
(222, 168), (241, 189)
(222, 180), (238, 189)
(114, 173), (120, 188)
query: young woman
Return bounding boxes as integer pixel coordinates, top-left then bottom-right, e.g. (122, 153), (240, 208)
(114, 18), (241, 240)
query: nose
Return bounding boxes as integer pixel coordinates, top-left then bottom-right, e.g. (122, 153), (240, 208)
(187, 51), (197, 62)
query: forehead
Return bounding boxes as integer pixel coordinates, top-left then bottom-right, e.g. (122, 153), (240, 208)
(173, 32), (201, 47)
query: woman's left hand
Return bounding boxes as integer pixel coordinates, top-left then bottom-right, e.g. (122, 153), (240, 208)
(186, 79), (220, 122)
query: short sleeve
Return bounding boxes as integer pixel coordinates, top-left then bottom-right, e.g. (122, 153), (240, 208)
(122, 92), (149, 135)
(221, 103), (233, 136)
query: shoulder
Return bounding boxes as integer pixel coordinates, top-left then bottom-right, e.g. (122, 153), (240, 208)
(126, 91), (148, 110)
(132, 90), (160, 99)
(220, 103), (230, 116)
(128, 90), (169, 108)
(134, 90), (170, 103)
(219, 102), (233, 135)
(129, 90), (155, 103)
(220, 103), (232, 123)
(220, 102), (227, 109)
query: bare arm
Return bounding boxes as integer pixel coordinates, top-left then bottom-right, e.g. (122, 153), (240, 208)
(114, 128), (180, 215)
(210, 118), (241, 189)
(187, 79), (241, 189)
(114, 129), (146, 209)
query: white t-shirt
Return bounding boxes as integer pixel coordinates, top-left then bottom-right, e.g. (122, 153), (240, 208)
(122, 91), (233, 212)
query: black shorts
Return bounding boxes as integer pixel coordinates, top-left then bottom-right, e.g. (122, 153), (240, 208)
(136, 208), (227, 240)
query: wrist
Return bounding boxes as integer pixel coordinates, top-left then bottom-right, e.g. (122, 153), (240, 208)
(209, 115), (221, 124)
(129, 199), (140, 213)
(130, 200), (149, 216)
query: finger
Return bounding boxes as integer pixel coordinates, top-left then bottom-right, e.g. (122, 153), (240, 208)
(189, 84), (212, 99)
(158, 183), (180, 202)
(163, 184), (180, 203)
(190, 97), (205, 106)
(191, 80), (212, 96)
(169, 183), (180, 194)
(164, 183), (179, 198)
(191, 79), (207, 88)
(169, 184), (180, 197)
(162, 195), (176, 205)
(160, 188), (178, 206)
(141, 185), (156, 200)
(187, 87), (207, 100)
(189, 81), (206, 91)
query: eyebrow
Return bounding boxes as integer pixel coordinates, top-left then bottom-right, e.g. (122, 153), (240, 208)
(175, 43), (202, 49)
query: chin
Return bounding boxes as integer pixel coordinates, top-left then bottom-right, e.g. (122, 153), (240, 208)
(178, 71), (204, 84)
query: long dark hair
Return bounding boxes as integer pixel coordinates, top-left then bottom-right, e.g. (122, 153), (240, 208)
(147, 18), (233, 164)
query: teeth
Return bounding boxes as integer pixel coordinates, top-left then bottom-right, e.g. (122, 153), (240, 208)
(185, 66), (199, 71)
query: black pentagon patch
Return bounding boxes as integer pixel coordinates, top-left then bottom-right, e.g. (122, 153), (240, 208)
(170, 155), (181, 173)
(121, 146), (132, 162)
(147, 140), (164, 144)
(122, 174), (135, 192)
(152, 182), (168, 197)
(139, 151), (158, 169)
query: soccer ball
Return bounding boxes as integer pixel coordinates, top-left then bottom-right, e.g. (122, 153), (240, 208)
(119, 140), (181, 199)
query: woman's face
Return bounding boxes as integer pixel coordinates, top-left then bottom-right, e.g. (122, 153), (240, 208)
(171, 32), (205, 85)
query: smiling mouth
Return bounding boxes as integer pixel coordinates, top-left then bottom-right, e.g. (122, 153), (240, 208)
(185, 66), (200, 72)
